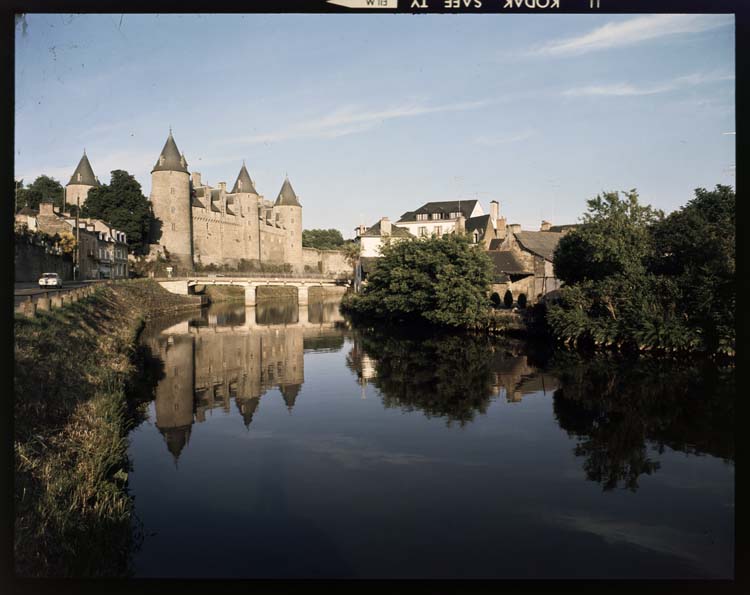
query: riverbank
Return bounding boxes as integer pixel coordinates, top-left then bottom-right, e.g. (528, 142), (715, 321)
(13, 279), (202, 576)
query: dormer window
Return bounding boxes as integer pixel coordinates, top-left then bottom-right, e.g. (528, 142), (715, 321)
(159, 156), (165, 166)
(451, 211), (461, 219)
(416, 213), (428, 221)
(431, 213), (442, 220)
(77, 173), (81, 182)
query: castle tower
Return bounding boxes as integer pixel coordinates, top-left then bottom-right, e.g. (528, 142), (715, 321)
(150, 131), (193, 269)
(231, 162), (261, 266)
(65, 150), (99, 208)
(273, 176), (303, 273)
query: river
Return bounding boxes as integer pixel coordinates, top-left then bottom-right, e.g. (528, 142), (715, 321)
(127, 297), (734, 578)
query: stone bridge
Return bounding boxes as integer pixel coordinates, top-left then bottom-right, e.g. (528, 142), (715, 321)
(158, 275), (348, 306)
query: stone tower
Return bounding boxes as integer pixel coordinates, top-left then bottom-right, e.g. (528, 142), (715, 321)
(274, 176), (303, 272)
(65, 150), (99, 208)
(231, 162), (261, 265)
(151, 131), (193, 269)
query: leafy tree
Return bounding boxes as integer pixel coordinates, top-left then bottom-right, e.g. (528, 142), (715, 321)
(553, 190), (663, 284)
(81, 170), (152, 255)
(344, 234), (493, 328)
(547, 187), (735, 355)
(302, 228), (345, 250)
(342, 240), (360, 268)
(16, 175), (64, 212)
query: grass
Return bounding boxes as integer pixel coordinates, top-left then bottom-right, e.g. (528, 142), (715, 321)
(13, 279), (199, 576)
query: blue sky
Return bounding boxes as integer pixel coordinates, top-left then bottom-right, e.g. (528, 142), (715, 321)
(15, 13), (734, 235)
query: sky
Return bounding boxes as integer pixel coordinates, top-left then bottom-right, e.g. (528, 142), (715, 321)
(15, 13), (735, 236)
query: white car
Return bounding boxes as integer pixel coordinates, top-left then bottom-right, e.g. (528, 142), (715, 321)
(38, 273), (63, 289)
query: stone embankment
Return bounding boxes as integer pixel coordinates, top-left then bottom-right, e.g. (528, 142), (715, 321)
(13, 279), (202, 576)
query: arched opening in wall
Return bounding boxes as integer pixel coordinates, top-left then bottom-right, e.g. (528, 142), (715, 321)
(503, 290), (513, 309)
(490, 292), (501, 309)
(517, 293), (527, 309)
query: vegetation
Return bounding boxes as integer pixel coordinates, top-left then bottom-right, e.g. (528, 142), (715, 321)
(547, 186), (734, 356)
(343, 234), (493, 329)
(15, 175), (65, 212)
(302, 228), (345, 250)
(14, 280), (199, 576)
(81, 170), (153, 255)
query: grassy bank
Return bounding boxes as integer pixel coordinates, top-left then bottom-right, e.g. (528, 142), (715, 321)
(14, 279), (201, 576)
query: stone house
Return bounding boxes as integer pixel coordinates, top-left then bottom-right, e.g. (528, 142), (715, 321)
(488, 221), (577, 306)
(396, 200), (508, 246)
(16, 201), (128, 280)
(353, 217), (414, 291)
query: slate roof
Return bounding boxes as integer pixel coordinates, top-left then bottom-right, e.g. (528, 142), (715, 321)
(398, 200), (478, 222)
(275, 177), (301, 206)
(488, 238), (504, 251)
(487, 251), (533, 276)
(361, 221), (413, 238)
(67, 151), (99, 186)
(466, 214), (492, 236)
(514, 231), (564, 262)
(152, 132), (189, 174)
(232, 163), (258, 194)
(17, 206), (39, 216)
(210, 189), (222, 212)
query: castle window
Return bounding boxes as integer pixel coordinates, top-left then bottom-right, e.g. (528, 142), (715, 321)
(170, 188), (174, 195)
(171, 206), (175, 213)
(171, 223), (175, 231)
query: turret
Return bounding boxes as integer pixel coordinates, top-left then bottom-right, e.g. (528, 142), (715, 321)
(231, 162), (261, 266)
(65, 150), (99, 208)
(273, 176), (303, 273)
(150, 131), (193, 269)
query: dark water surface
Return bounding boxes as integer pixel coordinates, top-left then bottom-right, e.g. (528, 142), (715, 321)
(128, 299), (734, 578)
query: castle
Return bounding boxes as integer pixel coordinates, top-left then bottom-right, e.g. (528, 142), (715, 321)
(65, 131), (304, 272)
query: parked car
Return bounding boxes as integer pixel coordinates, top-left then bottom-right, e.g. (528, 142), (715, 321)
(38, 272), (63, 288)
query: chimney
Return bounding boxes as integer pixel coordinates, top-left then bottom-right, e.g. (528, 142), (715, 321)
(218, 181), (226, 192)
(509, 223), (521, 235)
(496, 216), (507, 238)
(192, 172), (202, 187)
(456, 214), (466, 234)
(355, 224), (367, 238)
(39, 201), (55, 216)
(540, 220), (551, 231)
(490, 200), (499, 222)
(380, 217), (391, 236)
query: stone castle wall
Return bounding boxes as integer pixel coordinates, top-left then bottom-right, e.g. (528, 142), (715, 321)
(151, 170), (192, 268)
(65, 184), (94, 208)
(302, 247), (350, 275)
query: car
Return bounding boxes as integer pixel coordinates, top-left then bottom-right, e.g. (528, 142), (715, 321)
(38, 272), (63, 289)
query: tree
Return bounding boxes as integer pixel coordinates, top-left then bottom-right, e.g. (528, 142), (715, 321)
(344, 234), (493, 329)
(342, 240), (360, 268)
(81, 170), (153, 255)
(302, 228), (345, 250)
(547, 187), (735, 355)
(553, 190), (663, 284)
(16, 175), (64, 212)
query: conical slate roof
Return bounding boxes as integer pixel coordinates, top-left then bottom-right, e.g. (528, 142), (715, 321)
(152, 132), (189, 174)
(67, 151), (98, 187)
(274, 177), (300, 207)
(231, 163), (258, 194)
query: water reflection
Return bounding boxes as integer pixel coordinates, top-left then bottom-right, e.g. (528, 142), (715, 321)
(140, 299), (345, 461)
(345, 327), (734, 491)
(346, 328), (558, 425)
(551, 355), (734, 491)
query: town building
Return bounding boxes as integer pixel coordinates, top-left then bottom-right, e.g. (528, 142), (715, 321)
(15, 201), (129, 279)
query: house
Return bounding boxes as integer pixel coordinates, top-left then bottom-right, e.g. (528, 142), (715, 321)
(487, 221), (577, 305)
(16, 201), (129, 280)
(395, 200), (507, 246)
(353, 217), (414, 291)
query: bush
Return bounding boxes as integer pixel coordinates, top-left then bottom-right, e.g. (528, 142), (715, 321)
(344, 234), (493, 329)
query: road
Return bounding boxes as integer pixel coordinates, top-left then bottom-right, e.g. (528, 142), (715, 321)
(14, 280), (104, 306)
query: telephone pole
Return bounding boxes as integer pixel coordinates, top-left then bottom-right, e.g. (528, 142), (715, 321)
(75, 194), (80, 281)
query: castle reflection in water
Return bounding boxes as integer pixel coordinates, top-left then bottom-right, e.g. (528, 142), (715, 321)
(140, 299), (346, 460)
(141, 298), (560, 460)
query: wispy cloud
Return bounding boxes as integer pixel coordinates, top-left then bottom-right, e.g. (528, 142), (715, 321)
(473, 130), (536, 146)
(224, 100), (491, 145)
(530, 14), (733, 57)
(562, 71), (734, 97)
(723, 131), (736, 135)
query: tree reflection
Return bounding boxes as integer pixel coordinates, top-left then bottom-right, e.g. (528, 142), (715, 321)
(347, 328), (499, 426)
(552, 354), (734, 491)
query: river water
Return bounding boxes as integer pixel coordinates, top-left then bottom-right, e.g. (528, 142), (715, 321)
(128, 298), (734, 578)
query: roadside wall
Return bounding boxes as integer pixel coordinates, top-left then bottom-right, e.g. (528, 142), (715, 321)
(302, 247), (351, 276)
(15, 242), (73, 282)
